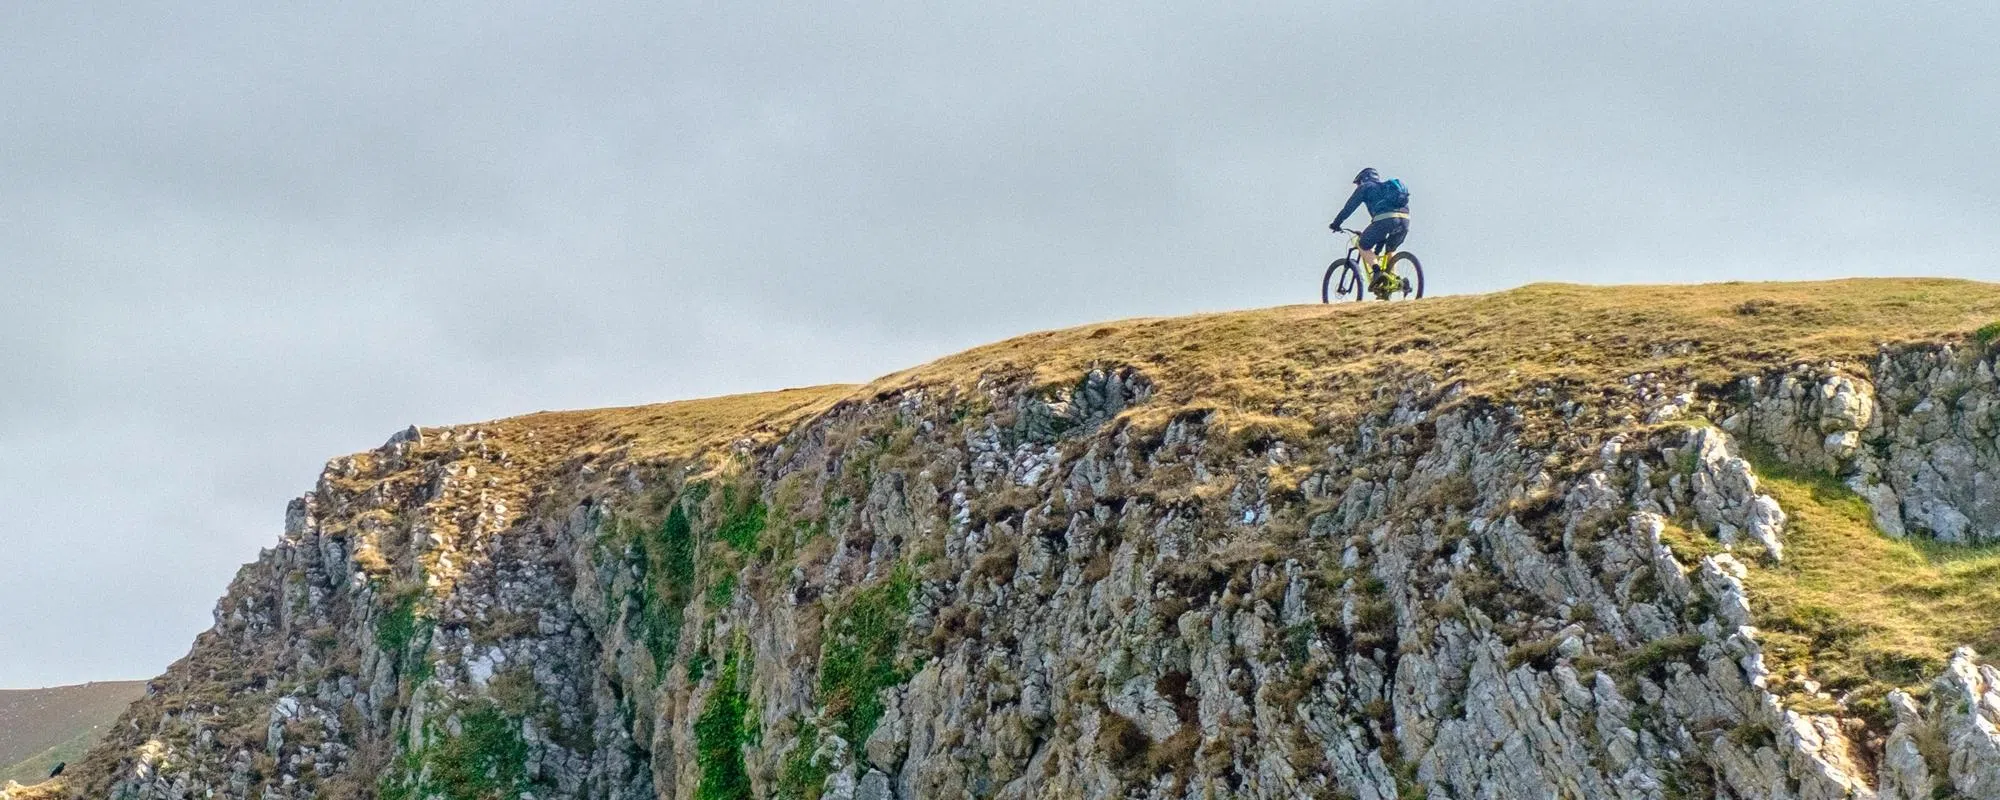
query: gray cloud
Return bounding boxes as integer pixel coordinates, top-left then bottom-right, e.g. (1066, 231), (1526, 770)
(3, 1), (1996, 686)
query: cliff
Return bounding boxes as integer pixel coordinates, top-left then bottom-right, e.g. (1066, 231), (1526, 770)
(21, 279), (2000, 800)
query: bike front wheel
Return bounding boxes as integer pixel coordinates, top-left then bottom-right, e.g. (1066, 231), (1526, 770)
(1322, 258), (1364, 303)
(1378, 252), (1425, 300)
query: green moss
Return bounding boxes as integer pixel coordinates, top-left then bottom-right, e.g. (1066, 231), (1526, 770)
(694, 652), (754, 800)
(716, 493), (769, 556)
(818, 565), (918, 749)
(775, 726), (833, 800)
(407, 627), (437, 683)
(706, 571), (738, 610)
(636, 501), (700, 668)
(1282, 622), (1314, 664)
(379, 702), (532, 800)
(374, 589), (438, 687)
(376, 592), (420, 656)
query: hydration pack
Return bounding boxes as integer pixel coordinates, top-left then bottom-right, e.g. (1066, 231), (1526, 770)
(1380, 178), (1410, 210)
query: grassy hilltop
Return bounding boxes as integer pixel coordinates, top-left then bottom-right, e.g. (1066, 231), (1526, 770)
(495, 279), (2000, 461)
(481, 277), (2000, 722)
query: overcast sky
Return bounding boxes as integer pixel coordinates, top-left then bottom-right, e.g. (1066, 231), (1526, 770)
(4, 2), (1997, 688)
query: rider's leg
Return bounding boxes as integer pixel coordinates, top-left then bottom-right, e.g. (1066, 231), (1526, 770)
(1374, 221), (1409, 293)
(1357, 220), (1404, 296)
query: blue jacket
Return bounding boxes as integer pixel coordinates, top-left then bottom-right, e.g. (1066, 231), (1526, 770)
(1331, 180), (1409, 230)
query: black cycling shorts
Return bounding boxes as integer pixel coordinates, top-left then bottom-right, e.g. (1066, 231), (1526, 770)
(1359, 217), (1409, 252)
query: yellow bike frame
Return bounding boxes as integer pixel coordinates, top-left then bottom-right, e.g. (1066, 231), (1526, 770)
(1344, 230), (1396, 278)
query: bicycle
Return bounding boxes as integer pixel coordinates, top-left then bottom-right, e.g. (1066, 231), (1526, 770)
(1321, 228), (1425, 303)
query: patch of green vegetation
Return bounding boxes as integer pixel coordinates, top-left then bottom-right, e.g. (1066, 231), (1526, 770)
(1394, 760), (1426, 800)
(1618, 634), (1706, 681)
(759, 475), (820, 565)
(694, 652), (754, 800)
(1975, 321), (2000, 346)
(1727, 720), (1777, 750)
(379, 702), (532, 800)
(1733, 447), (2000, 727)
(775, 726), (833, 800)
(1655, 517), (1723, 564)
(706, 571), (738, 610)
(407, 630), (438, 683)
(487, 668), (540, 718)
(636, 502), (699, 668)
(1658, 756), (1718, 800)
(818, 565), (918, 749)
(374, 588), (439, 686)
(715, 493), (769, 556)
(376, 592), (420, 656)
(1506, 635), (1565, 672)
(1282, 622), (1314, 664)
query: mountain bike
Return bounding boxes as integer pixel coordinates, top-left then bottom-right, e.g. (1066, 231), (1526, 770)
(1321, 228), (1424, 303)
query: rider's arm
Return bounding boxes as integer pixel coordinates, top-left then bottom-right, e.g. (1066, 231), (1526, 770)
(1330, 186), (1365, 230)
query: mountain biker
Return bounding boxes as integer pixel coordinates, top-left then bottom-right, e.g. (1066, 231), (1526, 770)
(1329, 168), (1410, 297)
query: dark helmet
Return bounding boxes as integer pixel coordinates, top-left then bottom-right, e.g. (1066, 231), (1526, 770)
(1353, 168), (1381, 185)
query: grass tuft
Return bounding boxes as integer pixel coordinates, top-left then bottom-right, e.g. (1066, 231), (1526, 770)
(715, 492), (769, 556)
(818, 566), (918, 749)
(637, 502), (699, 669)
(379, 702), (531, 800)
(775, 726), (832, 800)
(375, 591), (420, 657)
(693, 652), (754, 800)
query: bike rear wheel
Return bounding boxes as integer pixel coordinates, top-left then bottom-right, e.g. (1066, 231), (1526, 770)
(1321, 258), (1364, 303)
(1376, 252), (1424, 300)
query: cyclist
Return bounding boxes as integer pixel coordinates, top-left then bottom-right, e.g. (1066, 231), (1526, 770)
(1328, 168), (1410, 298)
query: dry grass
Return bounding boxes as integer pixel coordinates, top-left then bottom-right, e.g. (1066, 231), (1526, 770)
(870, 279), (2000, 424)
(390, 279), (2000, 487)
(464, 384), (855, 471)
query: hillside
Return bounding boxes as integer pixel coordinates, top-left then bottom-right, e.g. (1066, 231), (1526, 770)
(20, 278), (2000, 800)
(0, 681), (145, 788)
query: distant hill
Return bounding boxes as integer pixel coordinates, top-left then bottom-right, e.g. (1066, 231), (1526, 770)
(0, 681), (145, 787)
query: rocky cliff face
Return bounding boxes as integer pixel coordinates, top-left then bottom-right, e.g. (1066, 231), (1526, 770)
(20, 281), (2000, 800)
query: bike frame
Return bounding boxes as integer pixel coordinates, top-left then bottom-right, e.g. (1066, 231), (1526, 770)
(1338, 229), (1396, 275)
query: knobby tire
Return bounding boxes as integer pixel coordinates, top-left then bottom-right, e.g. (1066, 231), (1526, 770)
(1321, 259), (1363, 303)
(1384, 252), (1425, 300)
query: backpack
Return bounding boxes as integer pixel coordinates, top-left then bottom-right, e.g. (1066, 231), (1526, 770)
(1380, 178), (1410, 210)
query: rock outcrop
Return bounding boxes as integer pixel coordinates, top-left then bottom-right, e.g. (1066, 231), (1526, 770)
(22, 280), (2000, 800)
